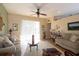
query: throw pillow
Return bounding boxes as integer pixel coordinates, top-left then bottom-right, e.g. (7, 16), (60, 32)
(9, 36), (16, 44)
(70, 35), (78, 42)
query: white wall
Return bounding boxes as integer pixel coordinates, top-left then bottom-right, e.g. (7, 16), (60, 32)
(0, 4), (8, 34)
(8, 13), (48, 41)
(51, 14), (79, 34)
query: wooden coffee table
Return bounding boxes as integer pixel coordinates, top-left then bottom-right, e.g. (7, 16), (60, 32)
(42, 48), (61, 56)
(0, 52), (13, 56)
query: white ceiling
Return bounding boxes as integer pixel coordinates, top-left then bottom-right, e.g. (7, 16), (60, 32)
(3, 3), (79, 18)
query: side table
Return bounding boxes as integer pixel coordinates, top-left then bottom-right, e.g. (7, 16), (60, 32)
(28, 43), (39, 52)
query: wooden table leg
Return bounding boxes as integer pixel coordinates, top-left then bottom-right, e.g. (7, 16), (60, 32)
(36, 45), (38, 51)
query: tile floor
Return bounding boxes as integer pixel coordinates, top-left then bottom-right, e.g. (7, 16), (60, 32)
(15, 40), (64, 56)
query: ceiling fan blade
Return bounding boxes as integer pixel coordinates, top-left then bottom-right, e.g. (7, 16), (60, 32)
(32, 10), (36, 13)
(31, 13), (36, 15)
(40, 13), (47, 16)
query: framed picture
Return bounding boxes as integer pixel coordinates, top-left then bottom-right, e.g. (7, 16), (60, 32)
(68, 21), (79, 30)
(0, 16), (3, 31)
(12, 23), (18, 31)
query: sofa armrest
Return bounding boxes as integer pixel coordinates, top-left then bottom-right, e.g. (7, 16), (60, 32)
(0, 45), (16, 54)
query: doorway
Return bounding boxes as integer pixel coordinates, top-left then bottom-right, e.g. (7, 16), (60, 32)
(20, 20), (40, 55)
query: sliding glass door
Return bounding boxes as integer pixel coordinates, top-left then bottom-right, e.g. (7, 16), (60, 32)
(20, 20), (40, 55)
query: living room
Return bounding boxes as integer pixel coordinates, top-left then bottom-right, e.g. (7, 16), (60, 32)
(0, 3), (79, 56)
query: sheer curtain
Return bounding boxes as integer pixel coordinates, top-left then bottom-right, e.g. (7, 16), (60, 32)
(20, 20), (40, 55)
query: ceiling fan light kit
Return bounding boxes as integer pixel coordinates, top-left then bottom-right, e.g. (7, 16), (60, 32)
(32, 8), (47, 18)
(32, 4), (47, 18)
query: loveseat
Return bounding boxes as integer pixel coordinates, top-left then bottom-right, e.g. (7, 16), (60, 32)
(55, 33), (79, 54)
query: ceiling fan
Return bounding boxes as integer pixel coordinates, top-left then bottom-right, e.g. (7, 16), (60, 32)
(32, 4), (47, 18)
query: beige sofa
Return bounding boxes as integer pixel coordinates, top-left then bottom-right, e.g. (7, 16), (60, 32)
(55, 33), (79, 54)
(0, 35), (21, 56)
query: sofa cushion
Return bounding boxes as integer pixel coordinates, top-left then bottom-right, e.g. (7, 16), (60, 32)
(62, 33), (71, 40)
(3, 36), (14, 47)
(0, 36), (4, 48)
(70, 35), (78, 42)
(9, 36), (16, 44)
(5, 34), (16, 44)
(55, 33), (79, 54)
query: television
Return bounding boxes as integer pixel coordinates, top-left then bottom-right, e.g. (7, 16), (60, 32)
(68, 21), (79, 30)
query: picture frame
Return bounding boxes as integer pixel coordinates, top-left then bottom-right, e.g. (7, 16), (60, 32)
(12, 23), (18, 31)
(68, 21), (79, 30)
(0, 16), (3, 31)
